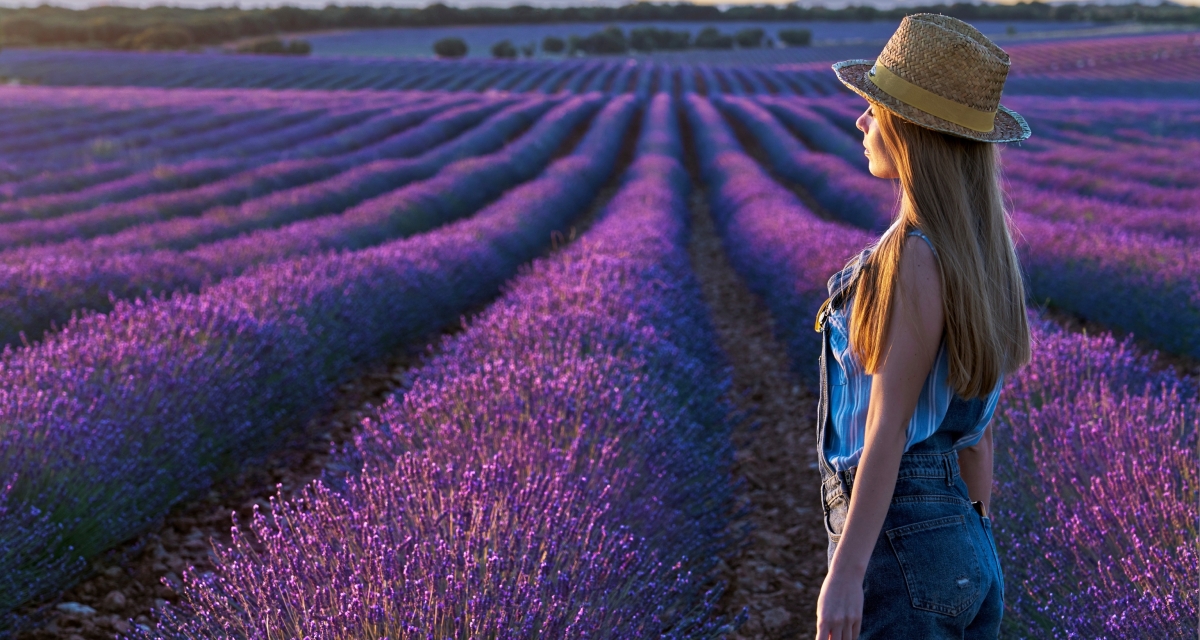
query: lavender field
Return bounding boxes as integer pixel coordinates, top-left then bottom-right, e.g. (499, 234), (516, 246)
(0, 30), (1196, 640)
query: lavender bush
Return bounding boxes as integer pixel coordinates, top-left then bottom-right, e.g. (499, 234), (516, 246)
(137, 91), (744, 640)
(0, 96), (555, 264)
(0, 98), (536, 250)
(1013, 140), (1200, 189)
(0, 95), (636, 626)
(1004, 158), (1200, 211)
(717, 95), (893, 231)
(1005, 180), (1200, 240)
(755, 95), (868, 171)
(0, 158), (247, 223)
(0, 94), (480, 220)
(0, 96), (585, 347)
(1014, 214), (1200, 358)
(991, 320), (1198, 638)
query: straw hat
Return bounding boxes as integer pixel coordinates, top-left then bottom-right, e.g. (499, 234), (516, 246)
(832, 13), (1030, 143)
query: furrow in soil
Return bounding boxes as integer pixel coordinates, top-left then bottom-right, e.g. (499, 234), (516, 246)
(686, 185), (829, 639)
(13, 110), (643, 640)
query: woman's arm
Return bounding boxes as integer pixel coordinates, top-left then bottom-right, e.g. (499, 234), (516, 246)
(957, 424), (993, 516)
(816, 236), (944, 640)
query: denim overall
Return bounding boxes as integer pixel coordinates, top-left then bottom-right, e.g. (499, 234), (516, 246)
(814, 243), (1006, 638)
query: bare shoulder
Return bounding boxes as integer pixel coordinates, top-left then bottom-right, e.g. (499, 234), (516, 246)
(899, 235), (941, 290)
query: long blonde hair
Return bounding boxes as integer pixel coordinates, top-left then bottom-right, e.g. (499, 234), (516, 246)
(848, 105), (1031, 398)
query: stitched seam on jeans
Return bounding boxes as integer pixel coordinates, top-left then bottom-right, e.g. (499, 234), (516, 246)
(885, 514), (964, 536)
(890, 495), (973, 506)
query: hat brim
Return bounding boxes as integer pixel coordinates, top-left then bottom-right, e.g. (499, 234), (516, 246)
(832, 59), (1030, 144)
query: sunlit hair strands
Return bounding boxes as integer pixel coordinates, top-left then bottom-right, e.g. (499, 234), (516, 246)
(848, 106), (1032, 399)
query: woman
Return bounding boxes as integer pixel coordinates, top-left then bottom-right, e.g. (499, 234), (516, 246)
(812, 14), (1032, 640)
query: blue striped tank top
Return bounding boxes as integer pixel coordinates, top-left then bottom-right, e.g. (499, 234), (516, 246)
(821, 229), (1002, 472)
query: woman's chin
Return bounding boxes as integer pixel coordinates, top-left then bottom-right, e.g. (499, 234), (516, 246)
(866, 161), (898, 180)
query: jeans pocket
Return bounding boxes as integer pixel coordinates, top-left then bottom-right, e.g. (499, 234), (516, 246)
(886, 514), (983, 617)
(821, 480), (848, 541)
(823, 504), (846, 542)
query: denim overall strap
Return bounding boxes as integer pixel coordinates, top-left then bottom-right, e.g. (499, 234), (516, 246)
(815, 250), (868, 488)
(817, 320), (839, 483)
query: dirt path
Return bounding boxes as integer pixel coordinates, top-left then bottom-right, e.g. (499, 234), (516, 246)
(10, 112), (641, 640)
(12, 339), (438, 639)
(685, 187), (829, 639)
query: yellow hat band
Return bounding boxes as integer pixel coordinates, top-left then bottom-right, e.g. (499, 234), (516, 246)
(868, 63), (997, 133)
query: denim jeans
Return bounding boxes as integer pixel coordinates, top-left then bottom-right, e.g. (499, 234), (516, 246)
(820, 431), (1005, 638)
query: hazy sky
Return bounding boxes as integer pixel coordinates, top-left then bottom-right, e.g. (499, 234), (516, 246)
(2, 0), (1197, 10)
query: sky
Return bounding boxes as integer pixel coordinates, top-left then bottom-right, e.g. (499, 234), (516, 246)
(2, 0), (1198, 11)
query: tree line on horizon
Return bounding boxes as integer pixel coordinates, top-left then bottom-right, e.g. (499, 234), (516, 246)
(0, 2), (1196, 52)
(435, 25), (815, 59)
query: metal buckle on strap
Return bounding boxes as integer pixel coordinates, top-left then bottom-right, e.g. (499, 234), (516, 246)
(814, 297), (833, 332)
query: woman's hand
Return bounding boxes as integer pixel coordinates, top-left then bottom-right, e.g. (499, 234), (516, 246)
(815, 569), (864, 640)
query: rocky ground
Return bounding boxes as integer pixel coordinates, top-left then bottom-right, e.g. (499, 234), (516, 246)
(11, 338), (442, 639)
(686, 188), (827, 639)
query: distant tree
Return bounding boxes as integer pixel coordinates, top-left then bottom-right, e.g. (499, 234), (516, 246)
(119, 25), (194, 50)
(694, 26), (733, 50)
(287, 39), (312, 55)
(432, 36), (467, 58)
(269, 6), (323, 31)
(491, 39), (518, 58)
(234, 36), (311, 55)
(521, 42), (535, 57)
(778, 28), (812, 47)
(6, 3), (1200, 52)
(542, 35), (565, 53)
(85, 18), (138, 47)
(735, 27), (764, 48)
(629, 26), (689, 52)
(629, 27), (655, 52)
(568, 25), (628, 55)
(237, 37), (286, 54)
(0, 19), (45, 46)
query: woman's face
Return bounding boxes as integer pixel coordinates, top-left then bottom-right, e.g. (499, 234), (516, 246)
(856, 104), (900, 179)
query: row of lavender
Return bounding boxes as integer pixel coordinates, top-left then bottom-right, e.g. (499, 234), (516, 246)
(715, 94), (1200, 360)
(685, 93), (1196, 636)
(0, 89), (493, 179)
(127, 92), (744, 639)
(0, 93), (635, 627)
(1, 84), (1191, 205)
(0, 95), (607, 347)
(4, 49), (1195, 98)
(4, 83), (1193, 206)
(0, 95), (510, 231)
(0, 50), (850, 96)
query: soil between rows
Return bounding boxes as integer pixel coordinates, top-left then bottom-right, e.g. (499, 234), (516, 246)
(11, 338), (440, 639)
(685, 186), (828, 638)
(9, 109), (641, 639)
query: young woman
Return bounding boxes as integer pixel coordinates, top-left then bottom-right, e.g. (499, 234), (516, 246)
(813, 14), (1032, 639)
